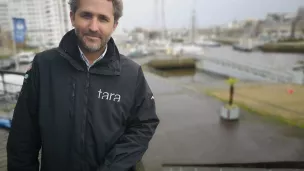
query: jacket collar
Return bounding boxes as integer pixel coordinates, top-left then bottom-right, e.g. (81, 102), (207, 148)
(57, 29), (121, 75)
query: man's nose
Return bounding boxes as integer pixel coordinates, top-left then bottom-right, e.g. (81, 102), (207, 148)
(88, 18), (99, 32)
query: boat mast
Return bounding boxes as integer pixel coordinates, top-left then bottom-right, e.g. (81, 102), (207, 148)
(161, 0), (166, 40)
(190, 0), (196, 43)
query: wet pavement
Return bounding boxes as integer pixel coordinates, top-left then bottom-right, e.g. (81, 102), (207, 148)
(0, 130), (8, 170)
(140, 71), (304, 171)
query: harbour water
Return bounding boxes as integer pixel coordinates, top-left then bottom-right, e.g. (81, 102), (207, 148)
(202, 46), (303, 70)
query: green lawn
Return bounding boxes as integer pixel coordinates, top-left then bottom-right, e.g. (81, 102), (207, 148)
(206, 83), (304, 128)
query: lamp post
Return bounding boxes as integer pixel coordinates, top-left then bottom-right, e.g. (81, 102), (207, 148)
(227, 77), (236, 106)
(220, 77), (240, 121)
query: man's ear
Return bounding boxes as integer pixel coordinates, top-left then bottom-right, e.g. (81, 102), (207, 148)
(70, 11), (75, 27)
(113, 21), (118, 31)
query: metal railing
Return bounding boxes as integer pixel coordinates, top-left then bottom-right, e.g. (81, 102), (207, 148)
(0, 70), (25, 103)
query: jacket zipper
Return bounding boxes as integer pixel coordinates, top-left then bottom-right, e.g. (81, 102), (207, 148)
(81, 70), (90, 160)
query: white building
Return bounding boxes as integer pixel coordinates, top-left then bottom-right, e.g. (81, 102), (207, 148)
(4, 0), (73, 47)
(43, 0), (73, 47)
(45, 0), (61, 47)
(6, 0), (45, 46)
(61, 0), (73, 33)
(0, 0), (9, 31)
(36, 0), (73, 47)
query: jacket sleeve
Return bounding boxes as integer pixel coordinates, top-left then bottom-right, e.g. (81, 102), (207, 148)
(99, 67), (159, 171)
(6, 57), (41, 171)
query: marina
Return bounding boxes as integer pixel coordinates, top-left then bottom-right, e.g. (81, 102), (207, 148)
(0, 1), (303, 170)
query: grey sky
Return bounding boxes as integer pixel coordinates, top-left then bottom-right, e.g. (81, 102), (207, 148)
(117, 0), (304, 30)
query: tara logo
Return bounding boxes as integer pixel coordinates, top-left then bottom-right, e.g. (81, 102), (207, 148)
(98, 89), (121, 102)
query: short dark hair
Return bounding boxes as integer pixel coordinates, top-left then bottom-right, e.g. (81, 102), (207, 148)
(68, 0), (123, 22)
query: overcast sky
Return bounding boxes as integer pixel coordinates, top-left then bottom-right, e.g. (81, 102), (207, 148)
(117, 0), (304, 31)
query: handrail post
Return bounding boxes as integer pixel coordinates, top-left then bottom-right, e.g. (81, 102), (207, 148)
(1, 72), (7, 95)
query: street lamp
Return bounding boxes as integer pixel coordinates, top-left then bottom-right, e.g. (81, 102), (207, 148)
(220, 77), (240, 121)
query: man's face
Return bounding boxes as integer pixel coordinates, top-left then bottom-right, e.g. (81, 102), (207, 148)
(70, 0), (118, 53)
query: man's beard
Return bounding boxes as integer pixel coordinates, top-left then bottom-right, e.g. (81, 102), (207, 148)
(75, 29), (108, 53)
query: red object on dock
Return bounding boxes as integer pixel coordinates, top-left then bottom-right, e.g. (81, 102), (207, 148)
(287, 88), (294, 94)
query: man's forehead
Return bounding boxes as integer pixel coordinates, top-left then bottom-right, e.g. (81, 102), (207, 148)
(78, 0), (113, 10)
(77, 0), (114, 16)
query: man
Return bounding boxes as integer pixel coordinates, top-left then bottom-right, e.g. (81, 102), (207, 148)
(6, 0), (159, 170)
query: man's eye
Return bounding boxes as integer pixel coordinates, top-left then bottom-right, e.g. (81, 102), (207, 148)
(99, 16), (109, 22)
(81, 13), (91, 19)
(100, 19), (108, 22)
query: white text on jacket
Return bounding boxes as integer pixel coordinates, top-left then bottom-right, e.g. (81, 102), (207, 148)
(98, 89), (121, 102)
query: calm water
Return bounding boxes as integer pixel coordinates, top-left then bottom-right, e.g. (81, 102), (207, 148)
(203, 46), (304, 70)
(154, 46), (304, 83)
